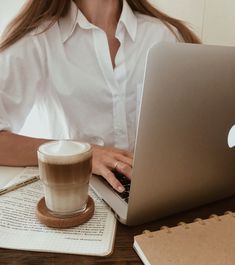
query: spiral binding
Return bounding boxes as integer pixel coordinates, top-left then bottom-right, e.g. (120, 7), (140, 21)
(209, 214), (222, 221)
(177, 221), (190, 229)
(144, 211), (235, 236)
(225, 211), (235, 218)
(143, 230), (154, 238)
(160, 226), (172, 233)
(194, 218), (206, 225)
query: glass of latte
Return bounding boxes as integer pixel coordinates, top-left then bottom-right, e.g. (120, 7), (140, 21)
(37, 140), (92, 217)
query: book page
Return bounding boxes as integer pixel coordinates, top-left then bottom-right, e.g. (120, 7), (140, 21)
(0, 168), (117, 256)
(2, 167), (39, 188)
(0, 166), (25, 187)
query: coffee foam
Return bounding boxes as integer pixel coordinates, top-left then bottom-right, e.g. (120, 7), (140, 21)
(38, 141), (92, 164)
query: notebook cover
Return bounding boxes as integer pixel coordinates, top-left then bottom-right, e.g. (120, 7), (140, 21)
(134, 212), (235, 265)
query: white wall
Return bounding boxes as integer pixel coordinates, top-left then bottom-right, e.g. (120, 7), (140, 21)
(153, 0), (235, 46)
(152, 0), (205, 39)
(0, 0), (25, 33)
(203, 0), (235, 46)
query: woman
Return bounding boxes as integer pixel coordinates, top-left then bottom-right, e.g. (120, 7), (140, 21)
(0, 0), (200, 192)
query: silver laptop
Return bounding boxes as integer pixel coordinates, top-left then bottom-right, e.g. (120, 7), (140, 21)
(90, 42), (235, 225)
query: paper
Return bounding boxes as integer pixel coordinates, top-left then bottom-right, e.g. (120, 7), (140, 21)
(1, 167), (39, 188)
(0, 167), (116, 256)
(0, 166), (24, 187)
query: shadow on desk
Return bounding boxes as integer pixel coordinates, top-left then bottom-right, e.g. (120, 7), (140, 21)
(0, 196), (235, 265)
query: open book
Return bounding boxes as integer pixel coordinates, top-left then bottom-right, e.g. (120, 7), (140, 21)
(0, 167), (116, 256)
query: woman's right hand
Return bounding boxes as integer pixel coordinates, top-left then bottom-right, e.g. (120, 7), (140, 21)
(91, 144), (133, 193)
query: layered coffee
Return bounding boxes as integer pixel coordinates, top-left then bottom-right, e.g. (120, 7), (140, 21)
(37, 141), (92, 217)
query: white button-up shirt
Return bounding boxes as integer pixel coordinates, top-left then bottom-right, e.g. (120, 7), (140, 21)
(0, 0), (178, 151)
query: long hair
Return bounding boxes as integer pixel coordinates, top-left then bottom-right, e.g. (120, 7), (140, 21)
(0, 0), (200, 51)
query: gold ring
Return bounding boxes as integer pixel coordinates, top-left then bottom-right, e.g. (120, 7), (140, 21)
(114, 161), (120, 170)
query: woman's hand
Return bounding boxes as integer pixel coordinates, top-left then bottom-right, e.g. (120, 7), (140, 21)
(91, 144), (133, 193)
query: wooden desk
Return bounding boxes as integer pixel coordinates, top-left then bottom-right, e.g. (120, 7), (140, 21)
(0, 196), (234, 265)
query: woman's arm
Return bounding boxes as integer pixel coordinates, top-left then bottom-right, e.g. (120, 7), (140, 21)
(0, 34), (48, 167)
(0, 130), (133, 192)
(0, 131), (48, 166)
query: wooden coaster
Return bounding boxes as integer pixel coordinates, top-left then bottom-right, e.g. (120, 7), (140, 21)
(36, 196), (95, 228)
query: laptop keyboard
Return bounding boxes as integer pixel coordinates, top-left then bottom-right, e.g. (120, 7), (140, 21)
(113, 171), (130, 203)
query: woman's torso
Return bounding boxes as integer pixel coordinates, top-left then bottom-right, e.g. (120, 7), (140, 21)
(0, 0), (178, 151)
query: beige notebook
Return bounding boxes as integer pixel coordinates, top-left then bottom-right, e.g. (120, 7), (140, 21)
(134, 211), (235, 265)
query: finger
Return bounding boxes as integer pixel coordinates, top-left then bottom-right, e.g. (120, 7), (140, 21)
(115, 161), (132, 179)
(101, 150), (133, 168)
(101, 156), (121, 171)
(119, 150), (133, 159)
(114, 154), (133, 167)
(108, 146), (133, 159)
(100, 165), (125, 193)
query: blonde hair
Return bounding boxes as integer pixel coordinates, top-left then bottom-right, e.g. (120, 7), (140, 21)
(0, 0), (200, 51)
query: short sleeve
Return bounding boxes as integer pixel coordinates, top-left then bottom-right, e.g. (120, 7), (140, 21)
(0, 34), (46, 133)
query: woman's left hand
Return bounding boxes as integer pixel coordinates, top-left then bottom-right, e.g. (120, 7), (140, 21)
(91, 144), (133, 193)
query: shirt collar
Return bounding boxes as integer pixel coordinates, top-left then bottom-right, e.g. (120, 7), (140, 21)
(118, 0), (137, 41)
(59, 1), (78, 43)
(59, 0), (137, 43)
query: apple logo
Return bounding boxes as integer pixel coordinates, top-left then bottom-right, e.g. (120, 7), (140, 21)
(228, 125), (235, 148)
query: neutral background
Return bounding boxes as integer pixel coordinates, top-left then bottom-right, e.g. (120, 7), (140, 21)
(0, 0), (235, 46)
(153, 0), (235, 46)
